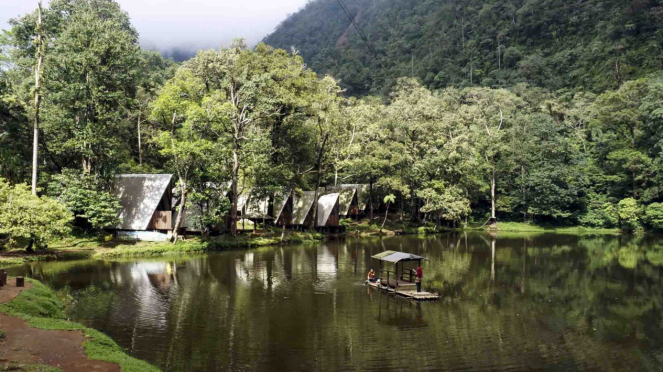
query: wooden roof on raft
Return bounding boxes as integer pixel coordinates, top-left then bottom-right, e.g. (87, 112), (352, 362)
(372, 251), (427, 263)
(316, 193), (340, 226)
(112, 174), (173, 230)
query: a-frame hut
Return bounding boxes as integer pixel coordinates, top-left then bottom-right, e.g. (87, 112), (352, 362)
(316, 193), (343, 232)
(273, 190), (294, 227)
(334, 184), (371, 215)
(112, 174), (173, 241)
(325, 187), (359, 218)
(291, 191), (316, 229)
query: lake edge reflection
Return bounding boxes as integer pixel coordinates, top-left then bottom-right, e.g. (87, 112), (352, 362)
(9, 233), (663, 372)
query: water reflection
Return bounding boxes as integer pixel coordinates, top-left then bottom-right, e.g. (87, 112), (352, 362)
(9, 233), (663, 371)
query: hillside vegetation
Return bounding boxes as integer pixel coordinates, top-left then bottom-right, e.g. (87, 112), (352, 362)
(265, 0), (663, 95)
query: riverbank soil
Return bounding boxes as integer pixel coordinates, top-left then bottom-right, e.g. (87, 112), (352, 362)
(0, 278), (120, 372)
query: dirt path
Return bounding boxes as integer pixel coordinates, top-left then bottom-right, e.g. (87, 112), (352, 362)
(0, 278), (120, 372)
(0, 278), (32, 304)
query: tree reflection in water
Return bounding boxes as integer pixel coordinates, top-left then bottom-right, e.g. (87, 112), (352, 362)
(9, 232), (663, 372)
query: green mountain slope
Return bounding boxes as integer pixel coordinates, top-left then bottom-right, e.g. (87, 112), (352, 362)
(264, 0), (663, 95)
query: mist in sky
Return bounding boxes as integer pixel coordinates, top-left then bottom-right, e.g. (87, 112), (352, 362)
(0, 0), (309, 60)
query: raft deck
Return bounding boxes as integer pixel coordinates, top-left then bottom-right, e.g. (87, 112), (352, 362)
(366, 281), (439, 301)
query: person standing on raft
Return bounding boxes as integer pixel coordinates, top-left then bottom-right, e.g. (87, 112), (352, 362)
(414, 267), (423, 292)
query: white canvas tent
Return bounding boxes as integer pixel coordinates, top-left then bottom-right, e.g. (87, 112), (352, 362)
(112, 174), (173, 231)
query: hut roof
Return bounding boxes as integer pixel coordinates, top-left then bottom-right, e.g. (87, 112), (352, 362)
(372, 250), (426, 263)
(292, 191), (316, 225)
(112, 174), (172, 230)
(325, 188), (356, 216)
(273, 190), (292, 220)
(317, 193), (340, 226)
(336, 184), (370, 210)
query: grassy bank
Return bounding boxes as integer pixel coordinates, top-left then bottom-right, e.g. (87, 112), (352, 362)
(1, 221), (620, 267)
(1, 230), (324, 266)
(342, 219), (621, 236)
(0, 278), (160, 372)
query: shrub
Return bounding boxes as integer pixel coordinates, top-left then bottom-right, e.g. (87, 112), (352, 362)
(644, 203), (663, 230)
(0, 178), (73, 250)
(48, 170), (121, 230)
(579, 193), (618, 228)
(617, 198), (641, 232)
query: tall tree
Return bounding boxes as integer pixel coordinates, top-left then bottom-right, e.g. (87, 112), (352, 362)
(151, 69), (213, 243)
(31, 0), (44, 195)
(184, 40), (321, 237)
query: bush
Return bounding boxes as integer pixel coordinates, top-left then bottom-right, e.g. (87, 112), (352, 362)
(617, 198), (641, 232)
(0, 178), (73, 250)
(579, 194), (619, 228)
(644, 203), (663, 230)
(48, 170), (121, 230)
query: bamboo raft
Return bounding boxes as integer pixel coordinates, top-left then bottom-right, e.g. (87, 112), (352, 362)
(366, 281), (440, 301)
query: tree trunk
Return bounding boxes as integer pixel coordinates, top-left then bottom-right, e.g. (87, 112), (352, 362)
(311, 134), (329, 230)
(137, 112), (142, 165)
(281, 221), (286, 243)
(369, 180), (374, 223)
(380, 202), (390, 233)
(490, 160), (497, 226)
(231, 146), (240, 238)
(172, 181), (187, 243)
(26, 237), (35, 253)
(31, 1), (43, 196)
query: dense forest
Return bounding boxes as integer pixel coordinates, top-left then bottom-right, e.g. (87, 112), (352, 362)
(1, 0), (663, 249)
(265, 0), (663, 95)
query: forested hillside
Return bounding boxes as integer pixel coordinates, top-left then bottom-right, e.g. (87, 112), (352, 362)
(2, 0), (663, 248)
(265, 0), (663, 95)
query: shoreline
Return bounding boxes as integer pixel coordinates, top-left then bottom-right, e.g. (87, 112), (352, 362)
(0, 222), (623, 267)
(0, 277), (160, 371)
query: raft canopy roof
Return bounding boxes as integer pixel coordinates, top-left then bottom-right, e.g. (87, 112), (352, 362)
(371, 250), (427, 264)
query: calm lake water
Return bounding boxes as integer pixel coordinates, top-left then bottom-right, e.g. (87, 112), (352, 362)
(8, 233), (663, 371)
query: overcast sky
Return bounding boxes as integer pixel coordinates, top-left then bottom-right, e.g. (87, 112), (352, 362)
(0, 0), (308, 54)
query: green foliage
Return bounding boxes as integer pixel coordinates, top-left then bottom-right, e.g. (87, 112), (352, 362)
(265, 0), (663, 95)
(47, 170), (121, 230)
(188, 186), (231, 236)
(579, 194), (619, 228)
(617, 198), (641, 232)
(643, 203), (663, 231)
(0, 179), (72, 249)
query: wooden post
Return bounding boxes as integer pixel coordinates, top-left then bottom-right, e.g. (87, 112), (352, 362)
(0, 269), (5, 287)
(16, 277), (24, 288)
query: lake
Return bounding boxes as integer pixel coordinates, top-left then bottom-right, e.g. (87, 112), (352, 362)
(8, 232), (663, 371)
